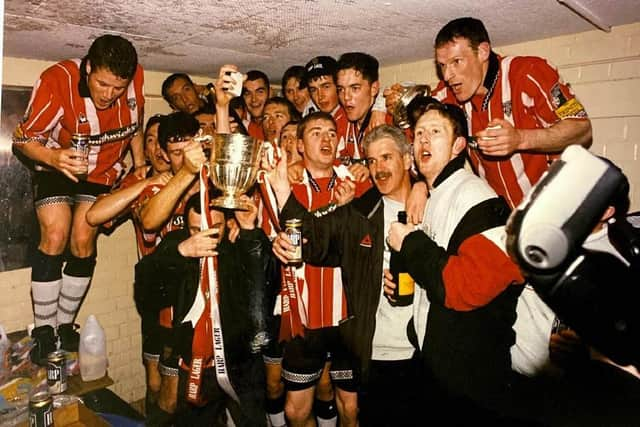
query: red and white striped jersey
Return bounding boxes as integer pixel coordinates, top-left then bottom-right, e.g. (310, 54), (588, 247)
(132, 182), (186, 257)
(14, 59), (145, 187)
(332, 105), (350, 160)
(433, 54), (588, 209)
(290, 168), (371, 329)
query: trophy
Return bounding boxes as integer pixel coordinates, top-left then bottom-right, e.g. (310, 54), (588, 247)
(391, 83), (431, 129)
(208, 133), (266, 210)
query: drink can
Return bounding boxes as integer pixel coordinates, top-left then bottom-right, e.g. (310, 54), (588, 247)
(285, 219), (303, 265)
(71, 133), (89, 153)
(29, 390), (54, 427)
(47, 350), (67, 394)
(71, 133), (89, 179)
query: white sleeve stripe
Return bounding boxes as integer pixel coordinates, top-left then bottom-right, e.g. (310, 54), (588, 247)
(526, 74), (556, 121)
(480, 226), (509, 254)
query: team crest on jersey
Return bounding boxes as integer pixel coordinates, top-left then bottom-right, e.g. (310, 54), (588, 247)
(78, 113), (88, 124)
(502, 101), (512, 118)
(128, 98), (137, 110)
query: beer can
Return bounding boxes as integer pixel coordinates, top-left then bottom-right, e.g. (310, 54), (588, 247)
(29, 390), (54, 427)
(71, 133), (89, 152)
(70, 133), (89, 179)
(284, 219), (303, 266)
(47, 350), (67, 394)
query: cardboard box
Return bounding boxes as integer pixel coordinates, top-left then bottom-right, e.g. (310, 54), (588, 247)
(18, 401), (110, 427)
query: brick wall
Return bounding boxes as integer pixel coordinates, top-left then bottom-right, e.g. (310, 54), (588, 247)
(379, 22), (640, 211)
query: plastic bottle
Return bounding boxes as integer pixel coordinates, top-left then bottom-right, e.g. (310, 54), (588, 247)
(79, 315), (107, 381)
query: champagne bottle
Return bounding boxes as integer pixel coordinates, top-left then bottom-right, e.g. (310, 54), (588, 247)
(389, 211), (414, 306)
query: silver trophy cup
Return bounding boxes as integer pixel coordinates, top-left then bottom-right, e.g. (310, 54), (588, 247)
(208, 133), (264, 210)
(392, 84), (431, 129)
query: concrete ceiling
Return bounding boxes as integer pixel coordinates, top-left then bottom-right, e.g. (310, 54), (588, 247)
(4, 0), (640, 82)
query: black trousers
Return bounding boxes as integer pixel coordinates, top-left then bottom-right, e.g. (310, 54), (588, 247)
(358, 355), (423, 427)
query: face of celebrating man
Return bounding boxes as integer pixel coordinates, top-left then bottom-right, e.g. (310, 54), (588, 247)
(280, 123), (302, 165)
(145, 122), (170, 174)
(336, 68), (379, 124)
(435, 37), (489, 103)
(366, 137), (411, 201)
(262, 103), (292, 143)
(284, 77), (311, 113)
(187, 208), (226, 240)
(298, 118), (338, 174)
(243, 78), (270, 120)
(165, 77), (203, 114)
(413, 109), (465, 186)
(307, 75), (339, 114)
(86, 64), (130, 110)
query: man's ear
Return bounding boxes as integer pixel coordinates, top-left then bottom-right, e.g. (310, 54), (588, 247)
(452, 136), (467, 156)
(403, 151), (412, 170)
(85, 60), (92, 76)
(297, 138), (304, 154)
(477, 41), (491, 63)
(371, 80), (380, 99)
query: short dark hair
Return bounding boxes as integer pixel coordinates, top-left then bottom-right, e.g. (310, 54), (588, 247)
(230, 96), (246, 112)
(418, 102), (470, 141)
(296, 111), (335, 140)
(263, 97), (302, 122)
(435, 17), (491, 51)
(145, 114), (165, 137)
(281, 66), (307, 90)
(158, 111), (200, 151)
(406, 96), (440, 129)
(336, 52), (379, 84)
(245, 70), (270, 91)
(185, 190), (228, 219)
(85, 34), (138, 80)
(161, 73), (194, 105)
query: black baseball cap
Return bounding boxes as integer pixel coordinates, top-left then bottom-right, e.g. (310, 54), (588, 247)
(304, 56), (337, 84)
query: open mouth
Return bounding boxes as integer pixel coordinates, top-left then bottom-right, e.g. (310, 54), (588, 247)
(320, 144), (333, 154)
(419, 149), (432, 161)
(375, 171), (391, 182)
(449, 82), (462, 93)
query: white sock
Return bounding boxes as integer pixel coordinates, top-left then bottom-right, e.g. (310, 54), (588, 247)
(317, 415), (337, 427)
(57, 273), (91, 324)
(267, 411), (286, 427)
(32, 279), (62, 328)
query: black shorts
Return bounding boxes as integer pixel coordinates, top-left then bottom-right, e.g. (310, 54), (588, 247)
(262, 315), (284, 364)
(282, 326), (358, 392)
(32, 171), (110, 208)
